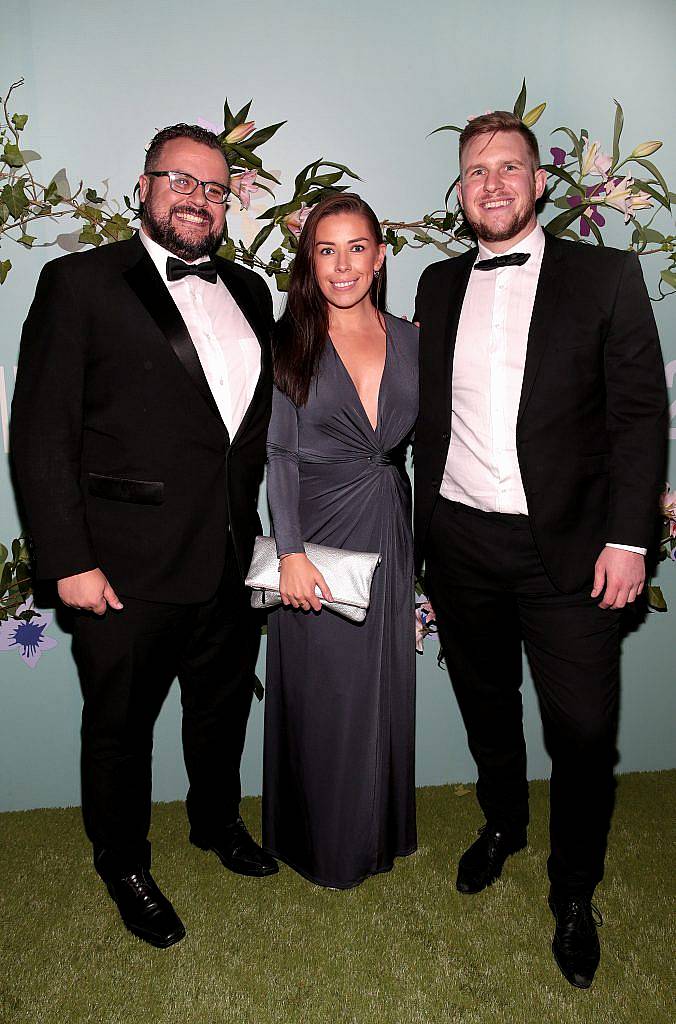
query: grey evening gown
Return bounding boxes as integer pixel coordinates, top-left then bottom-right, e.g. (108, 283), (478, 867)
(262, 313), (418, 888)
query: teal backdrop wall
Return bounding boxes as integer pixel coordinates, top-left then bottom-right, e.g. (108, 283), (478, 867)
(1, 0), (674, 812)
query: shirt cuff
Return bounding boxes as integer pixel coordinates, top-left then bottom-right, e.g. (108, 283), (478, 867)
(605, 543), (647, 556)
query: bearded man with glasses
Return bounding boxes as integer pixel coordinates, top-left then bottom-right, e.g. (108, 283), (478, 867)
(11, 123), (277, 948)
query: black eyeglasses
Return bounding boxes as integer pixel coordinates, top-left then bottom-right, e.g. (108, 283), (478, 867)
(146, 170), (231, 205)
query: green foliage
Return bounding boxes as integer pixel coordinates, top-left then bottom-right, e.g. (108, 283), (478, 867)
(0, 535), (35, 622)
(1, 77), (673, 301)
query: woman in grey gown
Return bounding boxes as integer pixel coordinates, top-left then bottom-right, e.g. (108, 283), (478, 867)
(262, 193), (418, 888)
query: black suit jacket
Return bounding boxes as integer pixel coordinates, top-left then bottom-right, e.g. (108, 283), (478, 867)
(11, 234), (273, 603)
(413, 231), (668, 593)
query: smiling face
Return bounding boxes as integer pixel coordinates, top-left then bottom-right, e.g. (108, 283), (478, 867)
(139, 137), (229, 260)
(457, 130), (547, 251)
(312, 212), (386, 312)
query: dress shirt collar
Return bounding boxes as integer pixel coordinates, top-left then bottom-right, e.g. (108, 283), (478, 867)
(138, 228), (211, 284)
(476, 222), (545, 265)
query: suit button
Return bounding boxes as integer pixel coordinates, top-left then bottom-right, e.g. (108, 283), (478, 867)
(144, 360), (153, 370)
(442, 432), (449, 441)
(431, 478), (439, 487)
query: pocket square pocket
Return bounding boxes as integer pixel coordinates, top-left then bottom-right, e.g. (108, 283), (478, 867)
(88, 472), (164, 505)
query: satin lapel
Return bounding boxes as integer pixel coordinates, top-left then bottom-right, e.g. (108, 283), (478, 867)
(516, 232), (565, 427)
(123, 247), (224, 425)
(441, 250), (475, 421)
(217, 260), (271, 447)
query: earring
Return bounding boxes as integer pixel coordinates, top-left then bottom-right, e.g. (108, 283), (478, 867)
(373, 269), (380, 278)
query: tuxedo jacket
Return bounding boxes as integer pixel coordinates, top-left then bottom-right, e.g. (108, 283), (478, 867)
(413, 231), (668, 593)
(11, 234), (273, 604)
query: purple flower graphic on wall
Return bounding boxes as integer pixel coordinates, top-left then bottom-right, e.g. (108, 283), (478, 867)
(0, 602), (58, 668)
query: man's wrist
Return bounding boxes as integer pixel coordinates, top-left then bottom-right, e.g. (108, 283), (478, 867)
(605, 543), (647, 556)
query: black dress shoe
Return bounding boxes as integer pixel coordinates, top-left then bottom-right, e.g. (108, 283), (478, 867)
(456, 825), (527, 894)
(548, 893), (602, 989)
(190, 818), (279, 877)
(105, 868), (185, 948)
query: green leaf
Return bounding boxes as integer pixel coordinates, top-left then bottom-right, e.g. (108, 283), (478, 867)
(274, 271), (290, 291)
(540, 163), (584, 192)
(233, 100), (253, 126)
(294, 160), (317, 194)
(428, 124), (464, 137)
(545, 204), (587, 235)
(222, 98), (235, 134)
(0, 181), (29, 219)
(523, 101), (546, 127)
(243, 121), (286, 151)
(444, 174), (460, 208)
(11, 113), (28, 131)
(0, 544), (7, 564)
(660, 269), (676, 290)
(297, 170), (344, 195)
(630, 158), (671, 209)
(392, 235), (407, 256)
(641, 228), (666, 244)
(85, 187), (104, 204)
(248, 221), (274, 256)
(611, 99), (624, 171)
(0, 259), (11, 284)
(513, 79), (527, 119)
(78, 223), (103, 247)
(44, 179), (62, 206)
(217, 238), (236, 262)
(647, 585), (667, 611)
(18, 233), (36, 247)
(2, 142), (24, 167)
(227, 143), (263, 170)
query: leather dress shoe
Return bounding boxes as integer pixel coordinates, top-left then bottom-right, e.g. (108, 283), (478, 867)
(456, 825), (527, 894)
(548, 893), (602, 989)
(190, 817), (279, 877)
(105, 867), (185, 948)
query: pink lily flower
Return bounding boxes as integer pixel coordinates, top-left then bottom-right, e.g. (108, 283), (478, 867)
(225, 121), (256, 145)
(285, 204), (311, 237)
(581, 140), (612, 178)
(230, 169), (260, 210)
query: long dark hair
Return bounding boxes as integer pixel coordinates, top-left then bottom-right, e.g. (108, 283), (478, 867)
(273, 193), (387, 406)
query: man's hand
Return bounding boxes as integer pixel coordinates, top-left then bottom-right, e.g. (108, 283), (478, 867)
(591, 548), (645, 610)
(57, 568), (124, 615)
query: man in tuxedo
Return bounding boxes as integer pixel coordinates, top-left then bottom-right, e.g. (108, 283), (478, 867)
(414, 111), (667, 988)
(11, 124), (277, 948)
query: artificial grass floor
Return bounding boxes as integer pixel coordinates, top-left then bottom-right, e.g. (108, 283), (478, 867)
(1, 772), (674, 1024)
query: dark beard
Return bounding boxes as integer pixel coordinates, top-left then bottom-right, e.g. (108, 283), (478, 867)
(464, 187), (537, 244)
(142, 201), (223, 261)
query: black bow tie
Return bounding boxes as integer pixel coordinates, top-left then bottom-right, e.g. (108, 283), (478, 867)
(474, 252), (530, 271)
(166, 256), (218, 284)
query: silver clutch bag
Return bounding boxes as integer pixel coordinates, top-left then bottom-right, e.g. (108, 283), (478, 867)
(245, 536), (381, 623)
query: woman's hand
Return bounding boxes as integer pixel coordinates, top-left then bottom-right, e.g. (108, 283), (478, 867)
(279, 553), (334, 612)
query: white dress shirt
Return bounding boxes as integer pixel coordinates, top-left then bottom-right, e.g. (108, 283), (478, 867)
(139, 229), (261, 439)
(441, 223), (644, 554)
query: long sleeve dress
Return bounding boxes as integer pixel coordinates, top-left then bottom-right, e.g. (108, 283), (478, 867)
(262, 313), (419, 888)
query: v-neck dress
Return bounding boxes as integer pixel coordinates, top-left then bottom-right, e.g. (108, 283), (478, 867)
(262, 313), (419, 888)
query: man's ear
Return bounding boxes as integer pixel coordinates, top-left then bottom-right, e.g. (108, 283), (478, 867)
(534, 166), (547, 201)
(456, 179), (464, 208)
(138, 174), (149, 202)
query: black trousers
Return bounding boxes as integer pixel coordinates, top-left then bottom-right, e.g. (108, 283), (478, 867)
(72, 541), (260, 879)
(425, 498), (621, 898)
